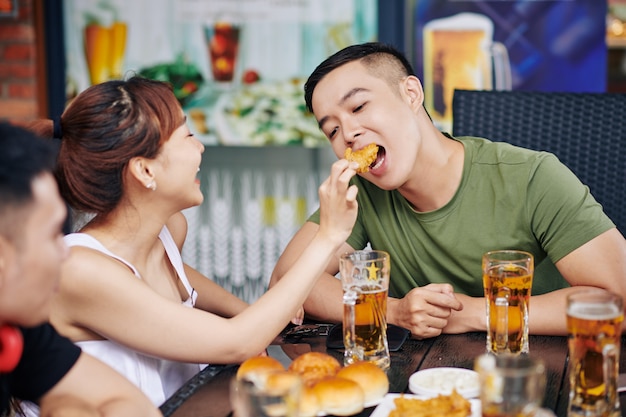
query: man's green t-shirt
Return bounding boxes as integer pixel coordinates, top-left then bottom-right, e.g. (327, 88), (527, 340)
(308, 137), (614, 298)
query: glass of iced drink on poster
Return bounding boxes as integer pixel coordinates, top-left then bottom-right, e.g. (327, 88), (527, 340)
(483, 250), (534, 355)
(567, 289), (623, 417)
(204, 22), (241, 84)
(340, 250), (390, 370)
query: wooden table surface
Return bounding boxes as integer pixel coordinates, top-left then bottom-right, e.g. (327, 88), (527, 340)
(159, 329), (626, 417)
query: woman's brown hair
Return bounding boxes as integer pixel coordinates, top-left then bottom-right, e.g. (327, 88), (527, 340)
(29, 77), (184, 217)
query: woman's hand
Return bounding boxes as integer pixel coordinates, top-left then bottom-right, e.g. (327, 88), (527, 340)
(317, 160), (359, 247)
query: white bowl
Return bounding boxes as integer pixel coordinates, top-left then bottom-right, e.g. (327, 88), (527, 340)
(409, 367), (480, 398)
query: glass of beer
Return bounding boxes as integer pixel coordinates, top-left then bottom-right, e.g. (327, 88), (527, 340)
(567, 289), (623, 417)
(483, 250), (534, 354)
(340, 250), (390, 370)
(230, 371), (301, 417)
(475, 353), (547, 417)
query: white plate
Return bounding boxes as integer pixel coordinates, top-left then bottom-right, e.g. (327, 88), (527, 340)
(316, 396), (384, 416)
(409, 367), (480, 398)
(370, 393), (480, 417)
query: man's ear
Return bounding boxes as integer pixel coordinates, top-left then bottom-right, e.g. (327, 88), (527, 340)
(127, 157), (156, 189)
(403, 75), (425, 111)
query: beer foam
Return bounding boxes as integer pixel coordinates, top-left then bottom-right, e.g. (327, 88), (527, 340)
(568, 301), (622, 320)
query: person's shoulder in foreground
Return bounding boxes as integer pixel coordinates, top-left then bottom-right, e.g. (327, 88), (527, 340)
(269, 41), (626, 338)
(0, 122), (161, 417)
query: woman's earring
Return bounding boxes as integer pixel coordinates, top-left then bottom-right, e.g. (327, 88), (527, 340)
(146, 180), (157, 191)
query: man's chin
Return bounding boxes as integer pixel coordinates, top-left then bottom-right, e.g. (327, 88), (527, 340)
(19, 309), (50, 328)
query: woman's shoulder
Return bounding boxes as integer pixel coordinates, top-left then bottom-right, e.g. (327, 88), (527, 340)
(63, 245), (134, 278)
(62, 233), (141, 286)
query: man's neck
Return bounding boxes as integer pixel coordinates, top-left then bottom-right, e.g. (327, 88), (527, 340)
(399, 133), (465, 213)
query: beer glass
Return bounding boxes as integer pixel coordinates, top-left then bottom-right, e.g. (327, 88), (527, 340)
(230, 372), (301, 417)
(340, 250), (390, 370)
(483, 250), (534, 354)
(475, 353), (547, 417)
(567, 289), (623, 417)
(422, 12), (511, 132)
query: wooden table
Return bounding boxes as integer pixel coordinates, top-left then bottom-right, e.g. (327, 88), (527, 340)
(159, 329), (626, 417)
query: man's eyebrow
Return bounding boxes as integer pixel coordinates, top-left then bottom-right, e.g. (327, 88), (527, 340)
(317, 87), (370, 129)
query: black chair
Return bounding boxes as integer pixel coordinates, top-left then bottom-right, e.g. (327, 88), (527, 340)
(452, 89), (626, 236)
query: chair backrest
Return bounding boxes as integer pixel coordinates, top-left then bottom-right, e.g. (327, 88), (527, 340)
(452, 89), (626, 236)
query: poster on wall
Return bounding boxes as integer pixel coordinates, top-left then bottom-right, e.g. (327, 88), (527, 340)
(413, 0), (607, 132)
(63, 0), (377, 146)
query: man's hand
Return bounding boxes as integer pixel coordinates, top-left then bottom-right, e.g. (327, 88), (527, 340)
(387, 283), (463, 338)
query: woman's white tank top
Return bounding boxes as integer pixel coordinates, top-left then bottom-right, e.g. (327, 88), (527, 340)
(62, 226), (202, 406)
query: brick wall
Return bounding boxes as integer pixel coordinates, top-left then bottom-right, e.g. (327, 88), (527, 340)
(0, 0), (40, 123)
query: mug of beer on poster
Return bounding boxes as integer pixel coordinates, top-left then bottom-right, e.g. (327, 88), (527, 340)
(340, 250), (390, 370)
(567, 289), (623, 417)
(422, 13), (512, 132)
(482, 250), (533, 355)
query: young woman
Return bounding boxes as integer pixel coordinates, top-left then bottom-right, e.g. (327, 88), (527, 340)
(26, 76), (359, 406)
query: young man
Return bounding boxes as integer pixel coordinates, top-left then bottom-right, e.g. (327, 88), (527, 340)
(269, 42), (626, 338)
(0, 122), (161, 417)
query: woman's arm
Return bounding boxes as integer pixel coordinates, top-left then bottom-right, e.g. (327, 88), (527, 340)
(40, 353), (161, 417)
(185, 264), (248, 317)
(51, 160), (359, 365)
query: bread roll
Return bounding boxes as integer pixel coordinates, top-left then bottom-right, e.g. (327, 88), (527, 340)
(264, 371), (302, 395)
(236, 356), (285, 381)
(336, 361), (389, 404)
(288, 352), (341, 387)
(298, 384), (321, 417)
(313, 377), (365, 416)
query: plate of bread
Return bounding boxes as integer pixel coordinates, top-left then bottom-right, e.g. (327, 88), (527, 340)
(236, 352), (389, 416)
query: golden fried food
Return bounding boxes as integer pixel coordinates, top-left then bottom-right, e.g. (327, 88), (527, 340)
(344, 143), (379, 173)
(389, 390), (471, 417)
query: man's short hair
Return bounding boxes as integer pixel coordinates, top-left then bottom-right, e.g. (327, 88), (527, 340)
(0, 123), (57, 243)
(304, 42), (415, 113)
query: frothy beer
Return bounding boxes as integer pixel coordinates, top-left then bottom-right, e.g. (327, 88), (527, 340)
(567, 293), (623, 417)
(340, 250), (391, 370)
(344, 284), (388, 364)
(483, 264), (532, 354)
